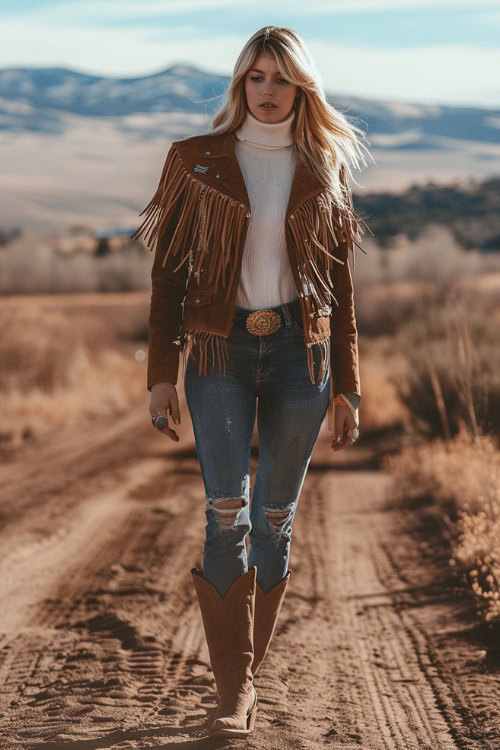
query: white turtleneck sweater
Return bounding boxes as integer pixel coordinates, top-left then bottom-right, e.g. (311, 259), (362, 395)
(233, 108), (361, 413)
(234, 108), (298, 309)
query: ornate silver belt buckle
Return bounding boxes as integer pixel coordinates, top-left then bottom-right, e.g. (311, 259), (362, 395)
(245, 309), (281, 336)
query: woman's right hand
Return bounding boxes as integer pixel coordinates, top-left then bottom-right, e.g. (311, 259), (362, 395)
(149, 382), (181, 442)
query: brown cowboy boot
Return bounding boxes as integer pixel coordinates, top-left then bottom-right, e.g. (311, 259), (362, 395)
(191, 566), (258, 738)
(252, 570), (292, 677)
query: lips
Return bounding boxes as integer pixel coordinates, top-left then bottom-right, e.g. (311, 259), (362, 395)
(260, 103), (277, 109)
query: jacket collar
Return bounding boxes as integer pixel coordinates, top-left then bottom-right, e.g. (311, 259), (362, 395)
(175, 130), (326, 220)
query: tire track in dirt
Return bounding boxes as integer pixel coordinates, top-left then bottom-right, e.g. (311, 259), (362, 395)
(258, 447), (498, 750)
(0, 406), (150, 568)
(0, 411), (498, 748)
(0, 408), (215, 747)
(374, 500), (500, 750)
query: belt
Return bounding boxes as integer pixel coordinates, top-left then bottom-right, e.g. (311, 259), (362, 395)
(233, 298), (302, 335)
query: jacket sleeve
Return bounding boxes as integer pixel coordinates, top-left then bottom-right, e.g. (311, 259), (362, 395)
(329, 237), (361, 398)
(147, 200), (189, 390)
(134, 144), (190, 391)
(340, 391), (361, 410)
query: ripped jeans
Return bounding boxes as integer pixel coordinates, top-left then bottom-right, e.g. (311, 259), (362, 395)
(184, 297), (330, 596)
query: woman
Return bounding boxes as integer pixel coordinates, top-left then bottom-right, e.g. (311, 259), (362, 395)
(132, 26), (373, 738)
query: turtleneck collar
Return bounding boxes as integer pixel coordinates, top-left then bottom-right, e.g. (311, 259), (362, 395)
(235, 107), (295, 150)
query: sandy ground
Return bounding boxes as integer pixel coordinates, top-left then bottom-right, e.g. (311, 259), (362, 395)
(0, 393), (499, 749)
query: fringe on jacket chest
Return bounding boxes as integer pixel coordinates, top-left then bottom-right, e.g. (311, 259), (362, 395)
(132, 142), (369, 293)
(132, 142), (370, 423)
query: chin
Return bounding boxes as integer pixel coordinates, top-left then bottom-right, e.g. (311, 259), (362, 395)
(254, 107), (281, 119)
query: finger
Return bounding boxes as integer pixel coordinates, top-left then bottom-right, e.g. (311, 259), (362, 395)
(149, 407), (179, 442)
(334, 416), (346, 442)
(331, 417), (347, 443)
(332, 440), (346, 452)
(160, 424), (180, 442)
(331, 425), (353, 451)
(331, 432), (347, 450)
(170, 392), (181, 426)
(149, 401), (168, 417)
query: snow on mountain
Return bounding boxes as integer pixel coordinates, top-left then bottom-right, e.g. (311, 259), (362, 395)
(0, 64), (499, 230)
(0, 64), (499, 148)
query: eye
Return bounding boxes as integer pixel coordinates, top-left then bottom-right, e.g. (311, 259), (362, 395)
(249, 76), (290, 84)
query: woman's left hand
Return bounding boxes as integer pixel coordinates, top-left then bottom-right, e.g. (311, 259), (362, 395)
(331, 404), (359, 451)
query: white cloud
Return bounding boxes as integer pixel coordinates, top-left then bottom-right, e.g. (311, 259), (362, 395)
(311, 40), (500, 108)
(1, 15), (499, 107)
(9, 0), (500, 20)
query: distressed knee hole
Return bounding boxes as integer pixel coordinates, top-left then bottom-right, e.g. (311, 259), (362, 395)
(207, 497), (247, 533)
(264, 504), (295, 534)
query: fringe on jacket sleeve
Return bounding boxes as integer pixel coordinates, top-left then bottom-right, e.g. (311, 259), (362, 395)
(131, 144), (191, 390)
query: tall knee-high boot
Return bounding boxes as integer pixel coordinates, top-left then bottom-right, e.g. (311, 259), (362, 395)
(191, 566), (258, 738)
(252, 570), (291, 676)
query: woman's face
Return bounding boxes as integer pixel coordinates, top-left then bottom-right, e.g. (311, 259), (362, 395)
(244, 51), (299, 123)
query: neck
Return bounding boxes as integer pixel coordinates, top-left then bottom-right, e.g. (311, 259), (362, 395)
(235, 107), (295, 150)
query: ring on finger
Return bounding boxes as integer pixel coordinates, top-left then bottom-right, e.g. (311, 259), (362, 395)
(152, 411), (168, 431)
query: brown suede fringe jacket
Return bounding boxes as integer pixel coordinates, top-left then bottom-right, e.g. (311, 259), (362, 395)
(131, 130), (371, 434)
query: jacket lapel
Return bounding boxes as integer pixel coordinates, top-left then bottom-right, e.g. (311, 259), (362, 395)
(177, 130), (249, 209)
(285, 157), (327, 218)
(177, 130), (326, 219)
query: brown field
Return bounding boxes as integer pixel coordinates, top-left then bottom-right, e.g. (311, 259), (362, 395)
(0, 276), (499, 748)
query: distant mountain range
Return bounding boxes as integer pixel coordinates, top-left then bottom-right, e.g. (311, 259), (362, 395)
(0, 63), (499, 231)
(1, 63), (499, 147)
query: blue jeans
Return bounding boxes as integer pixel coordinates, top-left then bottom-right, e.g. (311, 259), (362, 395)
(184, 298), (330, 596)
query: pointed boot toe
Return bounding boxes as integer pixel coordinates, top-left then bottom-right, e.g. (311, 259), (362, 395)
(208, 684), (258, 737)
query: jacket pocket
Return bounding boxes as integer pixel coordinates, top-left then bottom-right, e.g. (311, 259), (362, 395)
(184, 291), (213, 308)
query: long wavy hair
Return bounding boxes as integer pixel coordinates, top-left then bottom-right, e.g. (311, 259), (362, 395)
(208, 26), (375, 216)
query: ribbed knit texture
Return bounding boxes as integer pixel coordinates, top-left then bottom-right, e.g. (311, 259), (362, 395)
(234, 109), (298, 309)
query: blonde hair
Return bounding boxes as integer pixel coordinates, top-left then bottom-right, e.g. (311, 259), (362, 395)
(208, 26), (375, 216)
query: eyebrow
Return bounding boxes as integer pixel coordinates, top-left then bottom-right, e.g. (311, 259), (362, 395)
(249, 68), (282, 75)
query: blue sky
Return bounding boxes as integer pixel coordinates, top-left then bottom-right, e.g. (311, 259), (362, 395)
(1, 0), (499, 107)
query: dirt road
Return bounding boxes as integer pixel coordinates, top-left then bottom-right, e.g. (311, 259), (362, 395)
(0, 395), (498, 749)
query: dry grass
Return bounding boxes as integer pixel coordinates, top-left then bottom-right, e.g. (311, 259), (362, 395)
(388, 291), (500, 439)
(383, 425), (500, 626)
(381, 287), (500, 627)
(0, 304), (146, 449)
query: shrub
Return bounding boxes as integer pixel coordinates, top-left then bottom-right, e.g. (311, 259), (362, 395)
(390, 291), (499, 438)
